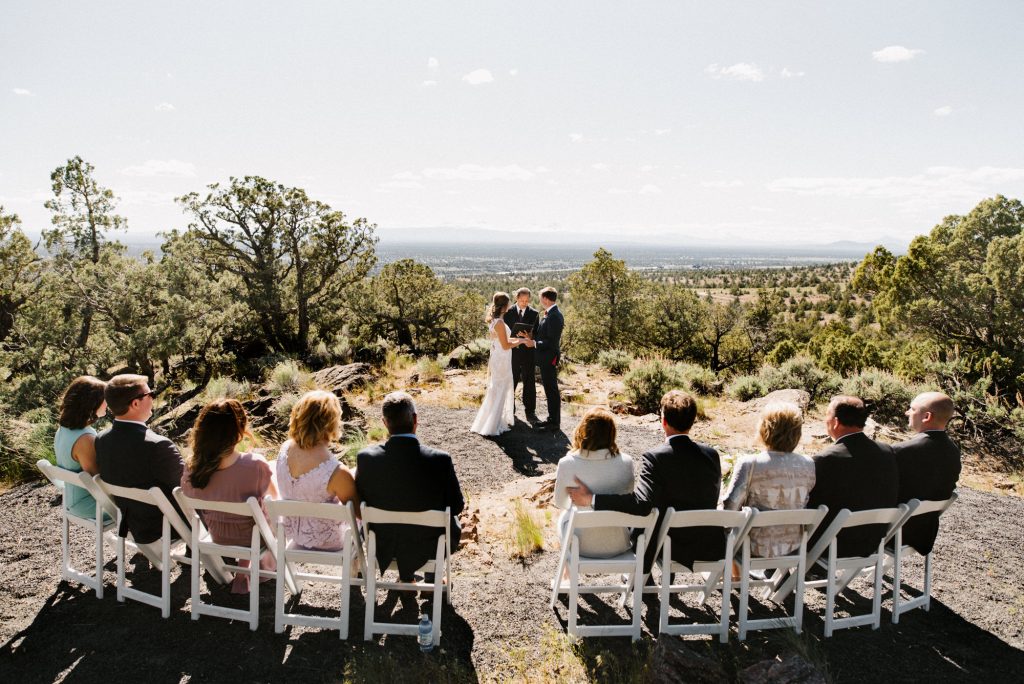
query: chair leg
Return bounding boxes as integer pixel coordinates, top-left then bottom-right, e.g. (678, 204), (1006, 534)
(891, 548), (902, 624)
(339, 535), (351, 640)
(249, 546), (259, 631)
(190, 525), (201, 622)
(923, 552), (932, 612)
(631, 541), (644, 642)
(160, 524), (171, 619)
(738, 545), (750, 641)
(567, 543), (579, 638)
(720, 562), (732, 644)
(61, 513), (71, 582)
(93, 521), (105, 599)
(432, 542), (444, 647)
(824, 546), (837, 638)
(872, 558), (883, 630)
(364, 536), (376, 641)
(117, 534), (126, 603)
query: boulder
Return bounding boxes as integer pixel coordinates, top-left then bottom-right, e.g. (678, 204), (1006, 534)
(312, 363), (372, 395)
(745, 389), (811, 413)
(526, 474), (557, 508)
(649, 636), (728, 684)
(738, 655), (826, 684)
(150, 398), (203, 440)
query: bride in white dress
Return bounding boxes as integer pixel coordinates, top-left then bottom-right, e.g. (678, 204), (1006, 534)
(471, 292), (525, 437)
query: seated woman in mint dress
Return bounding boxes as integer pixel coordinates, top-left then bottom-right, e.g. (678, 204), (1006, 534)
(53, 376), (108, 520)
(181, 399), (277, 594)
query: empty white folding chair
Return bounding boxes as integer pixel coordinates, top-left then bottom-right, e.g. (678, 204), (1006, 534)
(36, 460), (118, 598)
(361, 504), (452, 647)
(886, 494), (958, 623)
(772, 504), (910, 637)
(646, 508), (752, 643)
(92, 476), (204, 617)
(266, 499), (366, 639)
(174, 490), (298, 631)
(735, 506), (828, 640)
(549, 508), (659, 642)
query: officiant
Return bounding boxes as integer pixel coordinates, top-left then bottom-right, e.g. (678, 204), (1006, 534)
(503, 287), (540, 422)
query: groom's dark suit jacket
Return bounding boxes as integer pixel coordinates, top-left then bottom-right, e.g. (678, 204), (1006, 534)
(95, 420), (186, 544)
(355, 436), (465, 579)
(534, 305), (564, 365)
(503, 305), (539, 362)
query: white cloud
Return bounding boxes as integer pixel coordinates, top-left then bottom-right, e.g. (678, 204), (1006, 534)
(640, 165), (657, 173)
(509, 68), (519, 76)
(653, 128), (672, 136)
(700, 180), (744, 188)
(377, 180), (425, 191)
(12, 88), (34, 96)
(639, 184), (663, 195)
(119, 190), (178, 206)
(420, 164), (535, 181)
(421, 80), (437, 88)
(872, 45), (924, 63)
(780, 67), (805, 78)
(591, 163), (610, 172)
(427, 56), (439, 71)
(119, 159), (196, 177)
(705, 62), (764, 82)
(607, 187), (633, 195)
(154, 102), (175, 111)
(392, 171), (422, 180)
(569, 133), (585, 143)
(462, 69), (494, 85)
(766, 166), (1024, 212)
(933, 105), (953, 117)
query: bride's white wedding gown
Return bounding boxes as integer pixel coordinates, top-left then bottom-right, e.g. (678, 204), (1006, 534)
(470, 319), (515, 436)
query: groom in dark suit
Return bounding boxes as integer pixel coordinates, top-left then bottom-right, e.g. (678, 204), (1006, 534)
(523, 286), (563, 431)
(503, 287), (540, 422)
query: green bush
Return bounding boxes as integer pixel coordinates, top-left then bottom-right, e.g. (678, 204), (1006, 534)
(841, 369), (914, 425)
(759, 355), (842, 404)
(416, 356), (445, 383)
(0, 407), (57, 482)
(676, 363), (719, 396)
(271, 392), (301, 425)
(623, 360), (687, 414)
(726, 375), (766, 401)
(444, 338), (490, 369)
(597, 350), (634, 374)
(766, 339), (799, 366)
(267, 360), (313, 395)
(202, 376), (252, 401)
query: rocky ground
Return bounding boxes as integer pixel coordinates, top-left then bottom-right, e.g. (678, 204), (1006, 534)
(2, 369), (1023, 683)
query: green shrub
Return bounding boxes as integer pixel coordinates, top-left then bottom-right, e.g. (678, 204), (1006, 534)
(841, 369), (914, 425)
(676, 363), (719, 396)
(271, 392), (301, 425)
(597, 349), (634, 375)
(623, 360), (687, 414)
(202, 376), (252, 401)
(444, 338), (490, 369)
(766, 339), (799, 366)
(0, 407), (57, 482)
(759, 355), (842, 404)
(267, 360), (313, 395)
(727, 375), (766, 401)
(416, 356), (445, 383)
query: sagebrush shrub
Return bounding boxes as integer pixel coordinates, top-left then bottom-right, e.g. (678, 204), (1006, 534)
(726, 375), (766, 401)
(677, 363), (719, 396)
(759, 355), (841, 403)
(203, 376), (252, 401)
(268, 360), (313, 395)
(416, 356), (445, 383)
(841, 369), (914, 425)
(598, 349), (634, 374)
(624, 360), (687, 414)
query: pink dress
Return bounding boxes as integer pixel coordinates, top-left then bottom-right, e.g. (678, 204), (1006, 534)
(180, 452), (275, 593)
(275, 441), (350, 551)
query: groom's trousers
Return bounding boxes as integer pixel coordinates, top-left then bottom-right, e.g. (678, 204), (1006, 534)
(539, 356), (560, 427)
(511, 349), (537, 415)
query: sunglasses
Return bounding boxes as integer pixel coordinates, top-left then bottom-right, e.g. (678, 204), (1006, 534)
(132, 390), (158, 401)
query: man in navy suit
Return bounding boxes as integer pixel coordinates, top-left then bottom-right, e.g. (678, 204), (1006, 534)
(503, 287), (540, 422)
(355, 391), (465, 581)
(567, 390), (723, 572)
(95, 374), (185, 544)
(522, 286), (564, 431)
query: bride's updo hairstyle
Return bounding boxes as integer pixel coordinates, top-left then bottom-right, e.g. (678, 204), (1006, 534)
(486, 291), (511, 323)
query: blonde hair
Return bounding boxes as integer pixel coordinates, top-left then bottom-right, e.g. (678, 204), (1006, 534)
(757, 402), (803, 453)
(572, 407), (620, 455)
(288, 390), (342, 449)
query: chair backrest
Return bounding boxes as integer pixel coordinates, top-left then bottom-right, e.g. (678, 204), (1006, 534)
(566, 509), (658, 531)
(266, 498), (366, 567)
(905, 493), (958, 518)
(806, 504), (910, 566)
(94, 475), (189, 538)
(744, 505), (828, 530)
(360, 505), (450, 529)
(173, 489), (277, 548)
(651, 507), (752, 567)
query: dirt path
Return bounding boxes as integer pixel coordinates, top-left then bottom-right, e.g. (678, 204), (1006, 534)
(2, 401), (1023, 682)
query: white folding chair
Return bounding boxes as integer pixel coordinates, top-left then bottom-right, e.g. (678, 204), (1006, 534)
(773, 505), (910, 637)
(92, 476), (202, 617)
(549, 508), (659, 642)
(173, 490), (298, 631)
(36, 460), (118, 598)
(885, 494), (958, 623)
(645, 508), (752, 643)
(361, 504), (452, 647)
(266, 499), (366, 639)
(735, 506), (828, 640)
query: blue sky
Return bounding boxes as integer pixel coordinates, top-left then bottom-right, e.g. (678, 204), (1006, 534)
(2, 1), (1023, 245)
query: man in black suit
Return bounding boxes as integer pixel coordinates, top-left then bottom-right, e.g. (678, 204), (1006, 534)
(522, 286), (563, 431)
(95, 374), (185, 545)
(806, 395), (899, 557)
(893, 392), (961, 555)
(355, 391), (465, 581)
(567, 390), (723, 572)
(503, 287), (540, 422)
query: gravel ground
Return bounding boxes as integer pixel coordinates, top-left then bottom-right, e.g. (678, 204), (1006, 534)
(2, 400), (1023, 682)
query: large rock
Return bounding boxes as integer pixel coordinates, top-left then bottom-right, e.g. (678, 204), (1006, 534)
(312, 363), (372, 395)
(745, 389), (811, 413)
(649, 636), (728, 684)
(150, 398), (203, 440)
(738, 654), (826, 684)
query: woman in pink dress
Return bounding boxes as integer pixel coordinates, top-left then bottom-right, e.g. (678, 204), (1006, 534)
(276, 390), (359, 550)
(180, 399), (276, 593)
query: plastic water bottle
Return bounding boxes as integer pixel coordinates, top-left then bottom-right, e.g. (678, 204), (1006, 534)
(417, 613), (434, 653)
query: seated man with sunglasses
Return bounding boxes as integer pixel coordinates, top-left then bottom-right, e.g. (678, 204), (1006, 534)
(96, 374), (187, 544)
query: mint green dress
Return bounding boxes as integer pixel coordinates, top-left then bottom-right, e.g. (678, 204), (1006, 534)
(54, 426), (103, 520)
